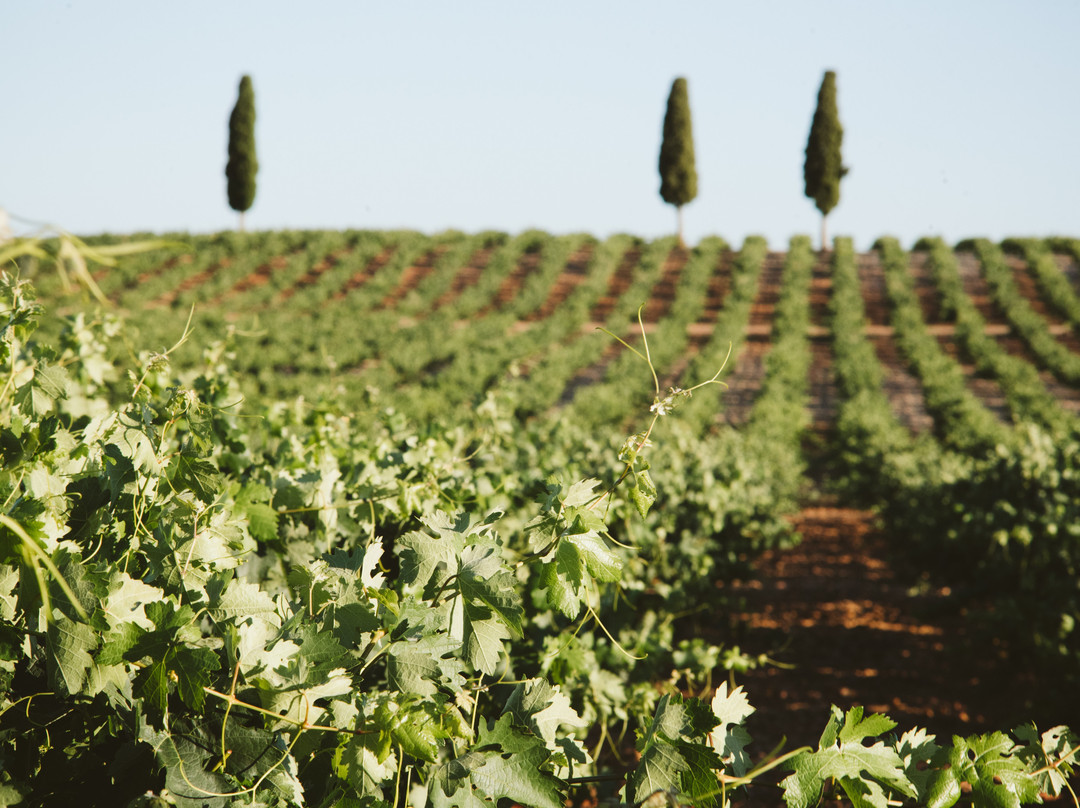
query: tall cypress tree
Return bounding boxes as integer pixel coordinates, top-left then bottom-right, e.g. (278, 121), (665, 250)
(803, 70), (847, 250)
(226, 75), (258, 231)
(658, 77), (698, 248)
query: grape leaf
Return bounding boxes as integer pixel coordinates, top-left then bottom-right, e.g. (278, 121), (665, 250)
(0, 783), (27, 807)
(47, 615), (98, 695)
(244, 501), (279, 542)
(630, 694), (724, 807)
(503, 678), (586, 749)
(338, 738), (398, 798)
(100, 600), (220, 712)
(895, 727), (959, 808)
(108, 414), (160, 474)
(559, 478), (603, 509)
(944, 733), (1041, 808)
(387, 632), (463, 697)
(134, 658), (170, 714)
(781, 706), (915, 808)
(169, 453), (220, 503)
(631, 741), (690, 803)
(171, 645), (218, 710)
(359, 538), (386, 589)
(103, 572), (164, 631)
(142, 724), (231, 808)
(436, 714), (564, 808)
(539, 539), (584, 618)
(390, 701), (454, 763)
(457, 545), (522, 636)
(709, 682), (755, 777)
(565, 528), (621, 582)
(462, 599), (512, 675)
(210, 578), (280, 627)
(1013, 723), (1079, 799)
(629, 468), (657, 518)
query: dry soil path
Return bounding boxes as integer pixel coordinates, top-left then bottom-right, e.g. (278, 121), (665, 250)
(709, 507), (1078, 768)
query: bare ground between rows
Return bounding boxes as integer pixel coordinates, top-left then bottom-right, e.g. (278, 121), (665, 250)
(698, 507), (1078, 773)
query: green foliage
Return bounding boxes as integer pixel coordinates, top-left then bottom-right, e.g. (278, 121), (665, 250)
(781, 707), (916, 808)
(803, 71), (847, 237)
(226, 75), (258, 218)
(973, 239), (1080, 385)
(878, 237), (1012, 452)
(1002, 238), (1080, 343)
(658, 77), (698, 208)
(658, 77), (698, 243)
(879, 424), (1080, 671)
(7, 226), (1080, 806)
(782, 707), (1078, 808)
(827, 237), (944, 502)
(0, 269), (800, 804)
(926, 238), (1073, 434)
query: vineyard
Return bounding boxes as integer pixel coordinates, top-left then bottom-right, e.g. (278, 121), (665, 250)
(2, 228), (1079, 807)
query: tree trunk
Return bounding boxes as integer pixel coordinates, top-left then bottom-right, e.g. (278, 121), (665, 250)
(238, 211), (246, 233)
(676, 206), (685, 249)
(820, 214), (828, 252)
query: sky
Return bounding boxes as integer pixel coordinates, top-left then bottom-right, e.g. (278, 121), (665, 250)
(5, 1), (1079, 251)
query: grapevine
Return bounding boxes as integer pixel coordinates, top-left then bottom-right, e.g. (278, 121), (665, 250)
(0, 230), (1076, 808)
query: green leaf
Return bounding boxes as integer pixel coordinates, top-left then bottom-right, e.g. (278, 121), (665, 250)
(781, 706), (915, 808)
(922, 768), (962, 808)
(291, 622), (350, 676)
(243, 502), (279, 542)
(709, 682), (755, 777)
(15, 362), (69, 416)
(103, 572), (165, 631)
(108, 414), (160, 474)
(134, 658), (170, 714)
(560, 478), (602, 508)
(837, 706), (897, 744)
(945, 733), (1041, 808)
(673, 738), (726, 807)
(170, 453), (221, 503)
(457, 545), (523, 636)
(438, 714), (564, 808)
(399, 524), (464, 594)
(462, 599), (512, 675)
(172, 645), (219, 710)
(894, 727), (961, 807)
(390, 702), (447, 763)
(565, 529), (621, 583)
(219, 720), (303, 803)
(210, 578), (280, 627)
(359, 539), (387, 589)
(97, 620), (142, 665)
(504, 679), (586, 748)
(141, 725), (231, 808)
(629, 468), (657, 518)
(631, 694), (724, 806)
(539, 540), (584, 618)
(1013, 723), (1079, 798)
(0, 783), (28, 807)
(47, 615), (98, 695)
(387, 633), (463, 698)
(337, 736), (398, 798)
(631, 740), (689, 803)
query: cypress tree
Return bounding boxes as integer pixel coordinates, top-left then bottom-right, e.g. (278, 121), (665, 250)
(226, 75), (258, 231)
(658, 77), (698, 248)
(803, 70), (847, 250)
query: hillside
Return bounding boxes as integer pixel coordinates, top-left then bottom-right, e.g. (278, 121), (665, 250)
(7, 229), (1080, 806)
(33, 232), (1080, 427)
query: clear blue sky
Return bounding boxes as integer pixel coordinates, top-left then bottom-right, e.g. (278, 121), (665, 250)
(6, 1), (1079, 250)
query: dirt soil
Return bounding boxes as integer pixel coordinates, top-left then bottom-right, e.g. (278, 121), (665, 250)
(705, 506), (1079, 804)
